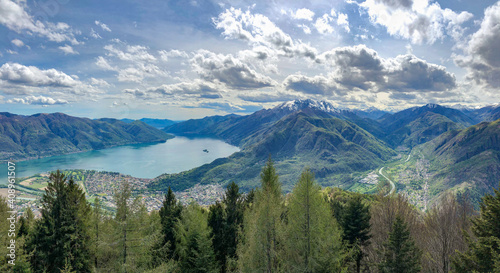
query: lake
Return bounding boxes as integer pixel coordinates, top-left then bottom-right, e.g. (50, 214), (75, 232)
(0, 136), (239, 184)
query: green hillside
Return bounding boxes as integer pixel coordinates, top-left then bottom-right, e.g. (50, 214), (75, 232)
(388, 119), (500, 208)
(0, 112), (173, 161)
(150, 111), (396, 192)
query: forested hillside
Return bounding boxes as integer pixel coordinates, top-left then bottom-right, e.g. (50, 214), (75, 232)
(2, 161), (499, 272)
(0, 112), (173, 161)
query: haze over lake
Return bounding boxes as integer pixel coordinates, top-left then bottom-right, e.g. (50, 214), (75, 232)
(1, 136), (239, 184)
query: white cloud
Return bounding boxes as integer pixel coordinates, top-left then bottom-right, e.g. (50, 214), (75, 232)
(337, 13), (350, 32)
(116, 64), (165, 83)
(0, 62), (79, 87)
(95, 56), (116, 70)
(90, 77), (110, 87)
(11, 39), (24, 47)
(58, 44), (78, 55)
(7, 95), (68, 105)
(454, 1), (500, 88)
(314, 13), (334, 34)
(0, 0), (80, 44)
(95, 20), (111, 32)
(90, 28), (102, 39)
(285, 44), (457, 95)
(191, 50), (276, 89)
(359, 0), (473, 44)
(291, 8), (315, 21)
(297, 24), (311, 34)
(104, 44), (157, 63)
(158, 49), (189, 61)
(124, 79), (223, 99)
(97, 43), (168, 83)
(213, 8), (318, 60)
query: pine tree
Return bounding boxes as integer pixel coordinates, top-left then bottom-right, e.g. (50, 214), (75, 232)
(285, 169), (345, 273)
(27, 170), (92, 273)
(238, 156), (285, 273)
(92, 197), (102, 270)
(208, 182), (244, 272)
(222, 182), (244, 262)
(378, 215), (421, 273)
(114, 180), (132, 269)
(341, 195), (371, 273)
(153, 186), (183, 266)
(453, 184), (500, 272)
(208, 201), (226, 272)
(176, 203), (218, 273)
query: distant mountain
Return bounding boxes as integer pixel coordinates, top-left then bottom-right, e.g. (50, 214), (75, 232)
(151, 103), (396, 192)
(352, 107), (389, 120)
(461, 104), (500, 123)
(121, 118), (178, 129)
(0, 112), (173, 161)
(416, 118), (500, 206)
(378, 104), (475, 148)
(164, 99), (378, 147)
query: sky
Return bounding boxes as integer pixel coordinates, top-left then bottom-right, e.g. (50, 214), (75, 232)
(0, 0), (499, 120)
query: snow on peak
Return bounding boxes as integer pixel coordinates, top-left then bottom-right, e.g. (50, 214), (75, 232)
(276, 99), (341, 113)
(425, 103), (441, 109)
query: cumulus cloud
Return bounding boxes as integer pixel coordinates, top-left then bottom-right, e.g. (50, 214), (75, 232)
(104, 44), (156, 62)
(90, 28), (102, 39)
(11, 39), (24, 47)
(213, 7), (318, 60)
(291, 8), (315, 21)
(124, 79), (223, 99)
(297, 24), (311, 34)
(454, 1), (500, 88)
(0, 0), (80, 44)
(158, 49), (189, 61)
(314, 14), (334, 34)
(58, 44), (78, 55)
(358, 0), (473, 44)
(97, 43), (167, 82)
(95, 56), (115, 70)
(0, 62), (79, 87)
(90, 77), (110, 87)
(95, 20), (111, 32)
(283, 74), (339, 95)
(116, 64), (165, 83)
(7, 95), (68, 105)
(191, 50), (275, 89)
(285, 45), (456, 95)
(337, 13), (350, 32)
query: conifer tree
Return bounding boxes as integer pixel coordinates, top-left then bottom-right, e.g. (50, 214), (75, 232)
(285, 169), (345, 272)
(238, 156), (285, 273)
(92, 197), (102, 270)
(176, 203), (218, 273)
(114, 180), (132, 268)
(378, 215), (421, 273)
(453, 184), (500, 272)
(153, 186), (183, 266)
(341, 195), (371, 273)
(222, 182), (244, 261)
(208, 182), (244, 272)
(208, 201), (226, 272)
(27, 170), (92, 273)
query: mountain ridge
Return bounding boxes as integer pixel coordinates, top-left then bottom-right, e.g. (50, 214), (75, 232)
(0, 112), (173, 161)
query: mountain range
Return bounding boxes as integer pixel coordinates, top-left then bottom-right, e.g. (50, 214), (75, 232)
(121, 118), (179, 129)
(0, 112), (173, 161)
(3, 100), (500, 207)
(152, 99), (500, 205)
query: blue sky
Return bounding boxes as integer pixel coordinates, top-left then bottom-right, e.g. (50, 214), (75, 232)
(0, 0), (499, 119)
